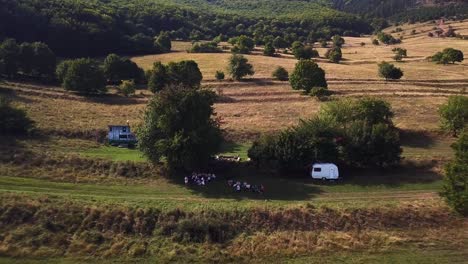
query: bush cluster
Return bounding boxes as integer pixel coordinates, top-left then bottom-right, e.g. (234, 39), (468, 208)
(441, 131), (468, 216)
(431, 48), (464, 64)
(0, 39), (56, 79)
(146, 60), (203, 93)
(189, 42), (222, 53)
(248, 98), (402, 172)
(56, 59), (107, 95)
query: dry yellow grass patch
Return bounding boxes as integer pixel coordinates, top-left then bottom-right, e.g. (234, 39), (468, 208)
(133, 21), (468, 81)
(16, 94), (145, 132)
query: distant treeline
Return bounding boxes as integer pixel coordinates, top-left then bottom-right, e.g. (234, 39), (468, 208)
(0, 0), (372, 57)
(331, 0), (468, 21)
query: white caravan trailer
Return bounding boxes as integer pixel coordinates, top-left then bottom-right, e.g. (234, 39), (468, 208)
(311, 163), (339, 180)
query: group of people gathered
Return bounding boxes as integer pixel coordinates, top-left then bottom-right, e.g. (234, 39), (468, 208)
(184, 172), (265, 195)
(227, 180), (265, 194)
(184, 172), (217, 186)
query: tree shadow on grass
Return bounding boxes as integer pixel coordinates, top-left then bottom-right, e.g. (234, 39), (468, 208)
(85, 94), (147, 106)
(337, 160), (443, 187)
(168, 162), (324, 201)
(0, 87), (36, 104)
(400, 129), (436, 148)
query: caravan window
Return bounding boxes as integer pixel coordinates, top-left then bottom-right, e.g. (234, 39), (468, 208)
(109, 127), (112, 132)
(122, 127), (127, 132)
(313, 167), (321, 172)
(119, 135), (128, 139)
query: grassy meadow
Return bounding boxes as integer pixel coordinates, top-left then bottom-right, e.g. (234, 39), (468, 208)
(0, 20), (467, 262)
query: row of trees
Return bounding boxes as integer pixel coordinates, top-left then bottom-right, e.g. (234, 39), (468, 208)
(55, 54), (147, 95)
(0, 39), (56, 79)
(248, 98), (402, 172)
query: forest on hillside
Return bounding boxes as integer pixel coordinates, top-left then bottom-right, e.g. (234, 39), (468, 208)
(0, 0), (370, 57)
(1, 0), (467, 58)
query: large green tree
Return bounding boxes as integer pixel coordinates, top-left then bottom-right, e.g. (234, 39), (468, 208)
(147, 60), (202, 92)
(231, 35), (255, 54)
(0, 39), (20, 77)
(154, 31), (172, 53)
(441, 131), (468, 216)
(17, 42), (56, 78)
(439, 96), (468, 136)
(289, 59), (327, 93)
(31, 42), (56, 78)
(137, 87), (222, 169)
(59, 58), (106, 94)
(103, 54), (144, 84)
(291, 41), (318, 60)
(227, 54), (254, 80)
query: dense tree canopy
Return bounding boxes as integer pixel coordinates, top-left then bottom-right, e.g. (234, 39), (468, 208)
(103, 54), (145, 84)
(0, 0), (373, 57)
(57, 59), (107, 95)
(0, 39), (56, 79)
(227, 55), (254, 80)
(432, 48), (464, 65)
(291, 41), (318, 60)
(325, 47), (342, 63)
(439, 96), (468, 136)
(441, 131), (468, 216)
(378, 62), (403, 80)
(147, 61), (203, 93)
(137, 87), (222, 170)
(289, 60), (327, 93)
(249, 97), (402, 172)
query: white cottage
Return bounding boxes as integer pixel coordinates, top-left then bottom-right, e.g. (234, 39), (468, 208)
(108, 125), (137, 146)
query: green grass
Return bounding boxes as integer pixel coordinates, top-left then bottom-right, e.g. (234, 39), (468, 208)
(218, 141), (251, 160)
(1, 247), (466, 264)
(0, 173), (443, 211)
(77, 141), (251, 162)
(402, 136), (455, 158)
(80, 145), (146, 162)
(286, 248), (468, 264)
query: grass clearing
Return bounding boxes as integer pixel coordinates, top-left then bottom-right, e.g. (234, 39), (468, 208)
(80, 146), (146, 162)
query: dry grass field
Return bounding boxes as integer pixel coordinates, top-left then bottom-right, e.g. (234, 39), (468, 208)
(129, 21), (468, 138)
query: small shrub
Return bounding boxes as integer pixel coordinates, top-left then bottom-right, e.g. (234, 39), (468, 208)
(215, 71), (225, 80)
(272, 66), (288, 81)
(119, 80), (136, 97)
(378, 61), (403, 80)
(189, 42), (222, 53)
(309, 87), (332, 98)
